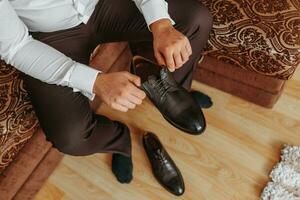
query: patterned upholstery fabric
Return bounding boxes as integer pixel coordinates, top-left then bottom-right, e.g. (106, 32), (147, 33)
(201, 0), (300, 80)
(0, 61), (39, 174)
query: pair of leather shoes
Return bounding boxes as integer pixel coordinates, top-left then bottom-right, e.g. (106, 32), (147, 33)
(143, 132), (185, 196)
(131, 56), (206, 135)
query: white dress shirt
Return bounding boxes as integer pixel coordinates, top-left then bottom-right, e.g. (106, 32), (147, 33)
(0, 0), (174, 100)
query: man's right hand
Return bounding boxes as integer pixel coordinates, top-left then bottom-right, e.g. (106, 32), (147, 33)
(93, 71), (146, 112)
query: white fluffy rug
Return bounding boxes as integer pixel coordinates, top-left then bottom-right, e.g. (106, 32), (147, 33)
(261, 145), (300, 200)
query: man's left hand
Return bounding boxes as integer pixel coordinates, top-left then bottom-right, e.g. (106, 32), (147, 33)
(150, 19), (192, 72)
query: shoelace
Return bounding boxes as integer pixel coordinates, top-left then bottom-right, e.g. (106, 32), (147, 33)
(153, 78), (172, 99)
(154, 149), (169, 165)
(148, 137), (169, 165)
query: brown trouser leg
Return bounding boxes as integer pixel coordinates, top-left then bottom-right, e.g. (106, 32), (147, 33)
(22, 0), (213, 156)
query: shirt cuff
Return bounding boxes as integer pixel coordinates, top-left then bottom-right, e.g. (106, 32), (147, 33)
(69, 63), (100, 100)
(139, 0), (175, 29)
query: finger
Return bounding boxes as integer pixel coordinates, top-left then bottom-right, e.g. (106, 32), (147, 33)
(164, 50), (175, 72)
(125, 73), (141, 87)
(181, 47), (189, 64)
(185, 39), (192, 55)
(128, 94), (143, 105)
(173, 52), (183, 69)
(155, 51), (166, 66)
(111, 102), (128, 112)
(128, 83), (146, 99)
(116, 98), (136, 109)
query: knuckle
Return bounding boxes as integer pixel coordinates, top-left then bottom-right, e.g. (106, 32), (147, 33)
(116, 92), (123, 99)
(115, 96), (121, 103)
(124, 81), (130, 87)
(114, 97), (120, 104)
(124, 71), (131, 76)
(179, 36), (185, 41)
(163, 46), (171, 52)
(120, 90), (126, 96)
(110, 97), (116, 103)
(117, 91), (123, 97)
(178, 42), (184, 48)
(136, 77), (141, 83)
(110, 102), (116, 108)
(125, 84), (131, 90)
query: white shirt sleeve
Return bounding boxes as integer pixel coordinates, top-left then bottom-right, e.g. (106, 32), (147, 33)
(132, 0), (175, 28)
(0, 0), (100, 100)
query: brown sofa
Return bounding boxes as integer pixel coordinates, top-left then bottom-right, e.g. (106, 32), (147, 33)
(198, 0), (300, 107)
(0, 61), (63, 200)
(0, 0), (299, 199)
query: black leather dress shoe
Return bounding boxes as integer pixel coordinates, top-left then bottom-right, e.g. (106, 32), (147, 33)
(132, 56), (206, 135)
(143, 132), (185, 196)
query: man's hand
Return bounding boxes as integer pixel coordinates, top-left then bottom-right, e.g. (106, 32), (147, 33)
(93, 72), (146, 112)
(151, 19), (192, 72)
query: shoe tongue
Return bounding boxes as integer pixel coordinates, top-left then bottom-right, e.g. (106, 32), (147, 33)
(146, 68), (170, 85)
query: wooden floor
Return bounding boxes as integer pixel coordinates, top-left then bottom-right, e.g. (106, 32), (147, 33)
(35, 69), (300, 200)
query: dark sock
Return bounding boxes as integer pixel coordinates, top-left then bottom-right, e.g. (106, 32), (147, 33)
(111, 153), (133, 184)
(190, 90), (213, 109)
